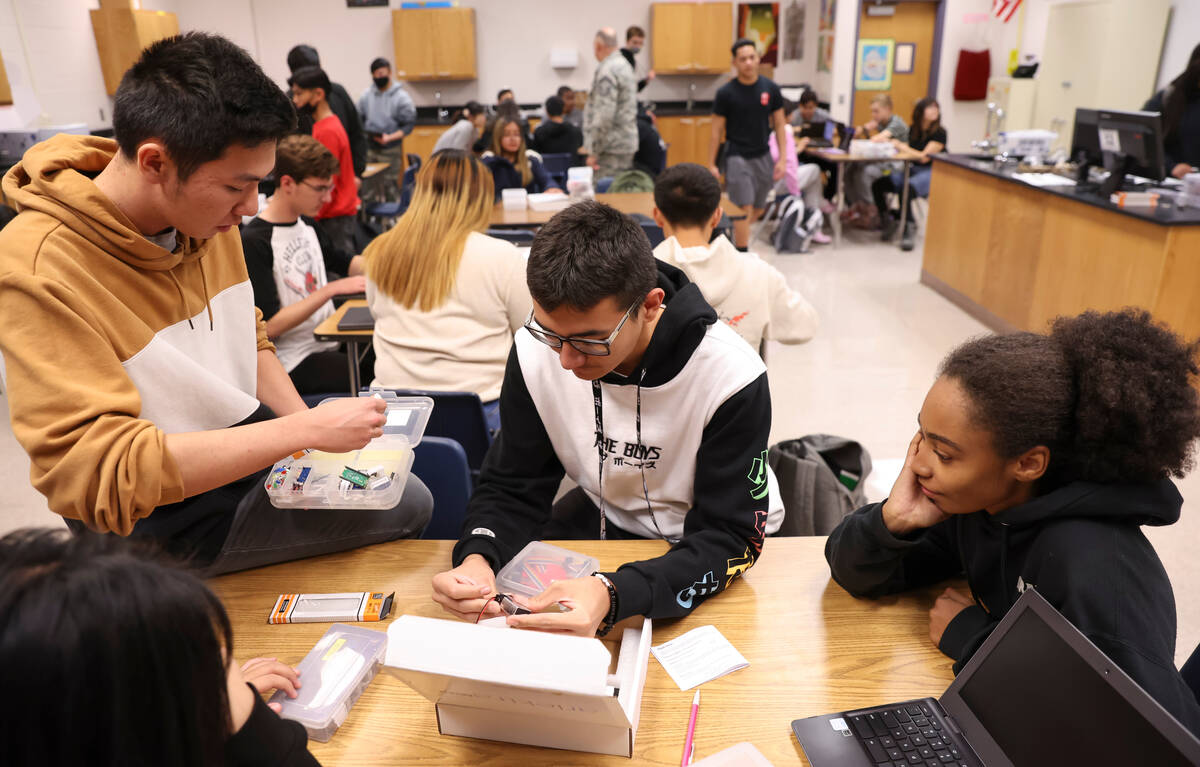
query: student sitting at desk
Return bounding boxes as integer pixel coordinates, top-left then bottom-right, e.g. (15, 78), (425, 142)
(771, 98), (834, 238)
(1144, 42), (1200, 179)
(651, 163), (820, 350)
(870, 96), (946, 251)
(482, 116), (562, 200)
(0, 529), (320, 767)
(432, 101), (486, 155)
(531, 95), (584, 156)
(825, 309), (1200, 734)
(845, 93), (909, 228)
(241, 135), (368, 395)
(0, 33), (431, 574)
(365, 150), (530, 432)
(430, 201), (783, 637)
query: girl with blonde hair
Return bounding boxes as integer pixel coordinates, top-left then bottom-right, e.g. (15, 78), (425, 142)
(365, 149), (531, 429)
(482, 116), (561, 199)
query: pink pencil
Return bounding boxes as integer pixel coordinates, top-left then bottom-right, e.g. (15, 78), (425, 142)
(681, 690), (700, 766)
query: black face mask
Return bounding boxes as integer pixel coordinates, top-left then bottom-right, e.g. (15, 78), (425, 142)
(373, 76), (390, 90)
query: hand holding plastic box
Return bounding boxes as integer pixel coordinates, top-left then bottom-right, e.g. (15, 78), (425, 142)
(265, 394), (432, 510)
(495, 541), (600, 599)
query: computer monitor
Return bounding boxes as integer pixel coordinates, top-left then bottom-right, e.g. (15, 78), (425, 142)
(1070, 108), (1101, 169)
(1071, 107), (1166, 196)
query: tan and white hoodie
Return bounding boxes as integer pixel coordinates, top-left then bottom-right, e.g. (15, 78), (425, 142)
(0, 135), (274, 534)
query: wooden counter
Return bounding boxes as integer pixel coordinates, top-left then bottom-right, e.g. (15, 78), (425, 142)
(921, 156), (1200, 338)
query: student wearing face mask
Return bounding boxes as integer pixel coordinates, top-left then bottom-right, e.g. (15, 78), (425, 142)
(286, 45), (367, 181)
(290, 66), (361, 259)
(357, 57), (417, 197)
(620, 25), (655, 93)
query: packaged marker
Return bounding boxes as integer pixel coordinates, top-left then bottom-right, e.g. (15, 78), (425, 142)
(269, 591), (394, 624)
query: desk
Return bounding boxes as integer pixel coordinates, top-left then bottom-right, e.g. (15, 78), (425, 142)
(212, 537), (955, 766)
(490, 192), (746, 228)
(313, 299), (371, 395)
(805, 146), (926, 249)
(363, 162), (391, 179)
(921, 155), (1200, 338)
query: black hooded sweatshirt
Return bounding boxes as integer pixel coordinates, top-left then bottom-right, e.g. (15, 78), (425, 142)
(826, 480), (1200, 734)
(452, 263), (778, 621)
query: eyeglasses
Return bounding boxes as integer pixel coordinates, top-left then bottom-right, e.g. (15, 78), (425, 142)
(302, 180), (336, 194)
(475, 593), (531, 623)
(524, 299), (642, 357)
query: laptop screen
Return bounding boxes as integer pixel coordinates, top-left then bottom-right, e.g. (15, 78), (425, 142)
(955, 607), (1195, 765)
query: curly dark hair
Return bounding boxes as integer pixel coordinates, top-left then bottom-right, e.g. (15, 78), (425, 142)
(939, 309), (1200, 488)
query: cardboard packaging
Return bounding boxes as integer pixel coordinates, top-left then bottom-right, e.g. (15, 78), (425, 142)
(383, 614), (652, 757)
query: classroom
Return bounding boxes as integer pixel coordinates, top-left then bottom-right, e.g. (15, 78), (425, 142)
(1, 0), (1199, 764)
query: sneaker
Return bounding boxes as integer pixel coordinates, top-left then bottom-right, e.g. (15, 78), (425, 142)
(811, 230), (832, 244)
(900, 222), (917, 251)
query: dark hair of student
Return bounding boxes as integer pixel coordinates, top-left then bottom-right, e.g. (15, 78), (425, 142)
(0, 528), (236, 767)
(497, 88), (513, 102)
(799, 88), (819, 106)
(654, 163), (721, 230)
(369, 57), (390, 73)
(457, 100), (485, 122)
(286, 43), (319, 73)
(545, 95), (565, 118)
(527, 200), (657, 313)
(557, 85), (574, 98)
(939, 309), (1200, 489)
(781, 98), (799, 117)
(288, 65), (332, 99)
(1163, 43), (1200, 143)
(113, 33), (296, 182)
(909, 96), (942, 147)
(731, 37), (756, 57)
(626, 25), (646, 41)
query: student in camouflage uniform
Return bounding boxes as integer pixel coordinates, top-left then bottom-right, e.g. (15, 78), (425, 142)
(584, 27), (638, 180)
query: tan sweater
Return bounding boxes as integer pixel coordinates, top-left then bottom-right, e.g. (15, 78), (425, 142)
(0, 135), (274, 534)
(366, 231), (530, 402)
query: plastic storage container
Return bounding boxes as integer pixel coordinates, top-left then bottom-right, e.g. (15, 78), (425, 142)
(265, 393), (432, 510)
(501, 187), (528, 210)
(270, 623), (387, 742)
(494, 541), (600, 599)
(567, 166), (595, 201)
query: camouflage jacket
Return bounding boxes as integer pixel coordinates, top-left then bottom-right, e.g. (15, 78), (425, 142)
(583, 51), (638, 156)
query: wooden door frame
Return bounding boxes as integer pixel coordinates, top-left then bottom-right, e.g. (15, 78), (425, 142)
(847, 0), (947, 127)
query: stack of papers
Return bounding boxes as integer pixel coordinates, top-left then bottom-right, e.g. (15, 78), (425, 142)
(1013, 172), (1076, 188)
(651, 624), (749, 690)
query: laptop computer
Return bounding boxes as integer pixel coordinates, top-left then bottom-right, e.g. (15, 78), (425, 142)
(336, 305), (375, 332)
(792, 589), (1200, 766)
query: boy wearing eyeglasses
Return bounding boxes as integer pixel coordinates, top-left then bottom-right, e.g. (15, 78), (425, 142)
(432, 200), (783, 637)
(241, 135), (367, 395)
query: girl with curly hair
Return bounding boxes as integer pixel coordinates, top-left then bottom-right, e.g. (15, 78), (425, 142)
(825, 309), (1200, 733)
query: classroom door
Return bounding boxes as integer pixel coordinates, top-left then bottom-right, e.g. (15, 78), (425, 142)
(852, 2), (939, 129)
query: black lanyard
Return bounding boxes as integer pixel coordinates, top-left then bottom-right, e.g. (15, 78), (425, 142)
(591, 373), (675, 543)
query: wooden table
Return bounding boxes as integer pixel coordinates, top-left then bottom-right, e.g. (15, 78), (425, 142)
(805, 146), (927, 249)
(363, 162), (391, 179)
(490, 192), (746, 228)
(313, 299), (371, 395)
(212, 538), (955, 766)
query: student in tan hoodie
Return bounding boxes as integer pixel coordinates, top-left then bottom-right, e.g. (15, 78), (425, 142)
(0, 33), (431, 574)
(651, 163), (819, 352)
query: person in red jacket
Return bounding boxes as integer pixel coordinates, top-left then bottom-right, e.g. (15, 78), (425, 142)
(289, 66), (361, 260)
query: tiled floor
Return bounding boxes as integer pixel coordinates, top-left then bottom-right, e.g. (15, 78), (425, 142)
(0, 226), (1195, 665)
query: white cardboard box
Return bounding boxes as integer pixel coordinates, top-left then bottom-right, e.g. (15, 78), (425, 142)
(383, 614), (653, 757)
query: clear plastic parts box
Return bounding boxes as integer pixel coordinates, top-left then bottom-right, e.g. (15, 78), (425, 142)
(265, 394), (432, 510)
(270, 623), (387, 742)
(495, 541), (600, 599)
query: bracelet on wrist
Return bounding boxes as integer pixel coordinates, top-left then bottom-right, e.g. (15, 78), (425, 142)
(592, 572), (619, 637)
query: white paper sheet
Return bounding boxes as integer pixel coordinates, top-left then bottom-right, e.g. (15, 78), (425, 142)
(1013, 172), (1077, 188)
(650, 625), (749, 690)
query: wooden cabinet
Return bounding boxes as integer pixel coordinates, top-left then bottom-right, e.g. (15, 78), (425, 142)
(656, 115), (717, 167)
(652, 3), (732, 75)
(90, 7), (179, 95)
(392, 8), (476, 81)
(404, 125), (451, 165)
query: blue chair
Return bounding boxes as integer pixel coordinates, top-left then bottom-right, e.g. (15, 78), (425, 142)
(539, 152), (574, 190)
(367, 388), (493, 479)
(486, 228), (537, 245)
(412, 436), (473, 539)
(639, 220), (665, 248)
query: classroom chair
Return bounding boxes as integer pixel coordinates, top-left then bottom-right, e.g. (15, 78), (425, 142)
(412, 436), (473, 539)
(368, 388), (493, 481)
(539, 152), (574, 190)
(485, 228), (537, 245)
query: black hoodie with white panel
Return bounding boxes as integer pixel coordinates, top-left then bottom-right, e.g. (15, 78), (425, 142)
(826, 480), (1200, 734)
(452, 262), (783, 621)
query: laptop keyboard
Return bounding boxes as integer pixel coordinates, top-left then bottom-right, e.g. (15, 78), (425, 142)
(847, 701), (973, 767)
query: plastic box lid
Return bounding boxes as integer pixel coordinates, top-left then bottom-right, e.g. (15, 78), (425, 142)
(265, 393), (433, 510)
(270, 623), (387, 743)
(494, 541), (600, 599)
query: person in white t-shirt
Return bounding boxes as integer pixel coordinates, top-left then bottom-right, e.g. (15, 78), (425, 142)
(241, 135), (367, 394)
(364, 149), (531, 431)
(651, 162), (819, 351)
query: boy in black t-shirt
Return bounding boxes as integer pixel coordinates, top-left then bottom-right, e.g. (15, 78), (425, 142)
(241, 135), (368, 394)
(710, 39), (789, 251)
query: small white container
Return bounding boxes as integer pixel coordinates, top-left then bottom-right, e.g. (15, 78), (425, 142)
(501, 188), (528, 210)
(495, 541), (600, 599)
(848, 139), (896, 159)
(567, 165), (595, 201)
